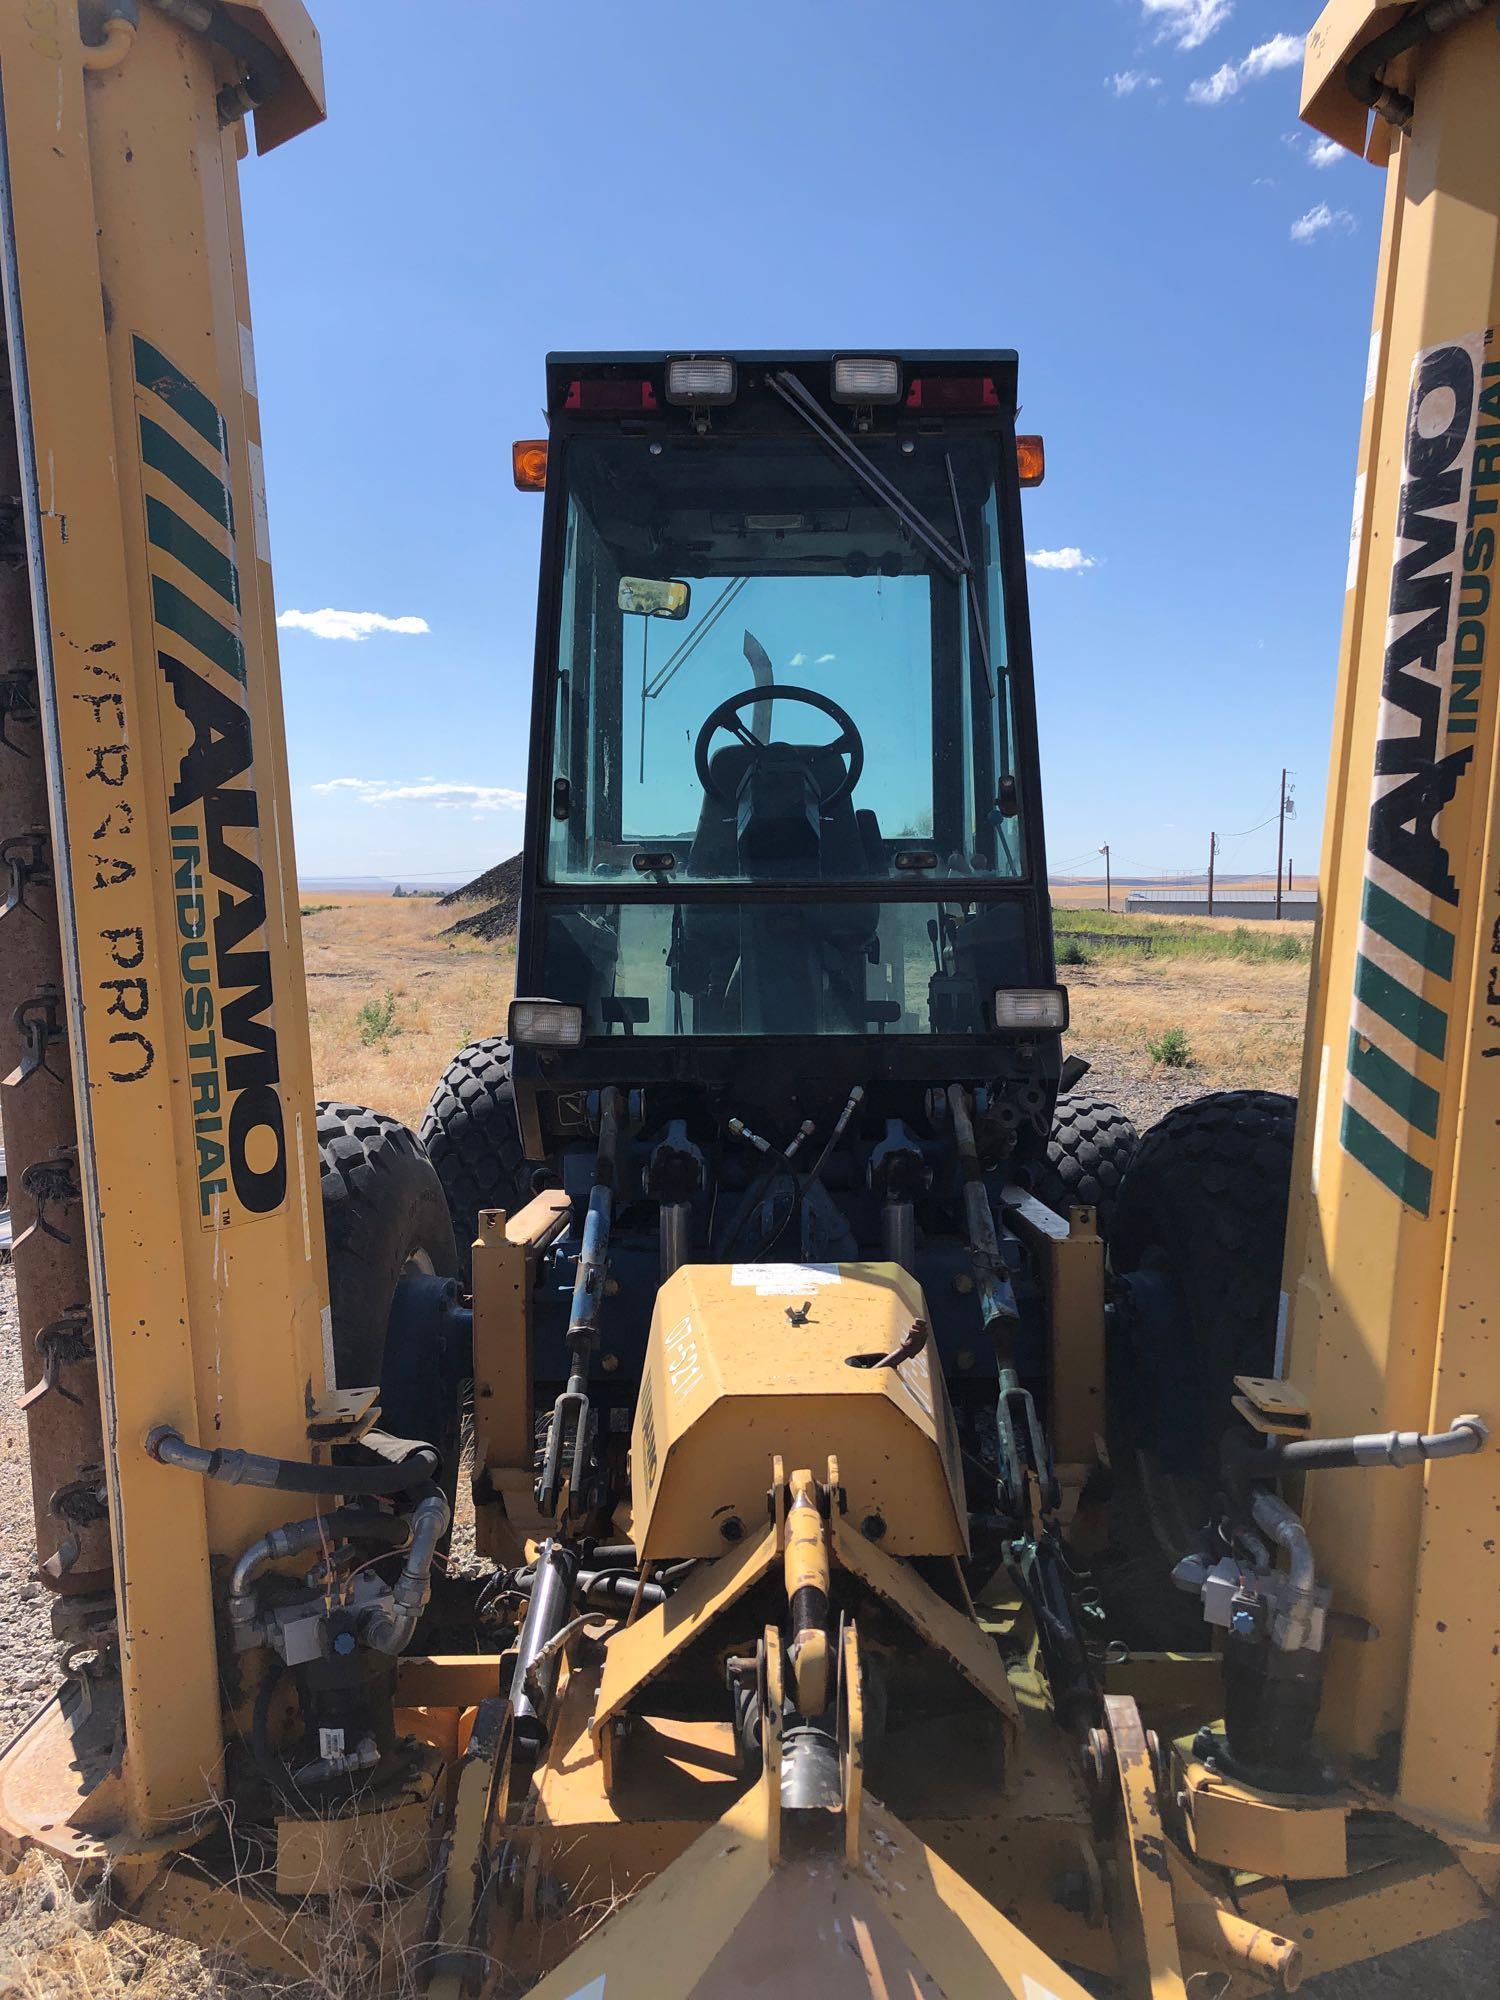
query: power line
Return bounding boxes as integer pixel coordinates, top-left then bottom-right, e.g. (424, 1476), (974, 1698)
(1221, 810), (1281, 840)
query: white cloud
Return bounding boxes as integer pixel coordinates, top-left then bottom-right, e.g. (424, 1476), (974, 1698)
(1026, 548), (1098, 572)
(1307, 135), (1343, 168)
(311, 777), (525, 812)
(277, 607), (430, 642)
(815, 652), (837, 664)
(1142, 0), (1232, 51)
(1290, 201), (1356, 243)
(1107, 70), (1162, 97)
(1242, 33), (1303, 78)
(789, 651), (807, 667)
(1188, 32), (1302, 103)
(1189, 61), (1239, 104)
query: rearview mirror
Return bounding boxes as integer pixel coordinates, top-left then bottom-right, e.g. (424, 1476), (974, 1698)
(618, 576), (691, 620)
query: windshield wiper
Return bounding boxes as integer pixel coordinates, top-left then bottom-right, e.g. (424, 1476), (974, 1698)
(767, 370), (967, 580)
(944, 451), (995, 699)
(766, 371), (994, 698)
(644, 577), (749, 701)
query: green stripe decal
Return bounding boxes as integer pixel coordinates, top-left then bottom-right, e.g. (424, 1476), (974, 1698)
(1361, 881), (1455, 980)
(1353, 952), (1448, 1059)
(145, 496), (240, 610)
(1347, 1029), (1440, 1138)
(151, 577), (246, 684)
(1340, 1104), (1432, 1213)
(133, 336), (227, 458)
(139, 416), (234, 533)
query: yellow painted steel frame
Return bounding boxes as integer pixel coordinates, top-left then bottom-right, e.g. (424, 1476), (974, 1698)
(1285, 0), (1500, 1846)
(0, 1), (329, 1840)
(470, 1190), (573, 1562)
(628, 1261), (968, 1561)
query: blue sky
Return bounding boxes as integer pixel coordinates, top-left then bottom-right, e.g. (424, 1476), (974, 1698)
(245, 0), (1380, 885)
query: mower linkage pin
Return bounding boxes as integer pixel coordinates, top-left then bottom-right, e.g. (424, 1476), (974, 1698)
(18, 1305), (95, 1410)
(11, 1150), (81, 1251)
(3, 989), (66, 1089)
(0, 666), (39, 754)
(1, 830), (50, 923)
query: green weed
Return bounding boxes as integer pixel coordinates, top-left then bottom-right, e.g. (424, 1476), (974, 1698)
(356, 989), (400, 1046)
(1146, 1025), (1195, 1068)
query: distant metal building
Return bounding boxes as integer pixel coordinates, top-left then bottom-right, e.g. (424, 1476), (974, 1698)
(1123, 888), (1318, 922)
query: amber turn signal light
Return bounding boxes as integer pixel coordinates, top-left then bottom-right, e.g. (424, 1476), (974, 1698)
(513, 439), (548, 491)
(1016, 435), (1045, 487)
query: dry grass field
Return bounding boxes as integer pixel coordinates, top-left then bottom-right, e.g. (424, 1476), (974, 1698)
(300, 892), (515, 1126)
(298, 892), (1313, 1121)
(1058, 912), (1312, 1098)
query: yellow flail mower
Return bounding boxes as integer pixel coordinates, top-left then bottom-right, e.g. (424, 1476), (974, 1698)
(0, 4), (1496, 1994)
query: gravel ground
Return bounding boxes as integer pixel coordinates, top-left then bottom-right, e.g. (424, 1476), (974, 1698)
(1066, 1041), (1219, 1132)
(0, 1260), (58, 1744)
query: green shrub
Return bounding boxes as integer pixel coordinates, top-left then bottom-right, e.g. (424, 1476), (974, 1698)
(1056, 936), (1093, 967)
(357, 989), (400, 1046)
(1146, 1025), (1194, 1068)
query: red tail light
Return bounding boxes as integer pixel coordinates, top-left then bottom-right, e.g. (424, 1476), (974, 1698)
(904, 375), (1000, 411)
(564, 377), (659, 413)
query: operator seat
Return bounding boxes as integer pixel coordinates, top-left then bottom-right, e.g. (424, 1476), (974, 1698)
(675, 741), (884, 1032)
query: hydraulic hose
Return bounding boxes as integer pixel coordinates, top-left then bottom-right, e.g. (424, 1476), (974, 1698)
(1226, 1412), (1488, 1499)
(1249, 1492), (1321, 1653)
(145, 1424), (440, 1496)
(1347, 0), (1495, 131)
(361, 1489), (451, 1656)
(1271, 1412), (1489, 1471)
(227, 1506), (411, 1647)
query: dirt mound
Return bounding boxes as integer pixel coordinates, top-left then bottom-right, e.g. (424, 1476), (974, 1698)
(440, 852), (523, 941)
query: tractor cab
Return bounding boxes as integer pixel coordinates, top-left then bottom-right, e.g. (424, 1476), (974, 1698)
(510, 351), (1064, 1155)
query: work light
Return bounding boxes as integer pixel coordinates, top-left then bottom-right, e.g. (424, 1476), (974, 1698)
(665, 357), (736, 405)
(992, 989), (1067, 1031)
(509, 998), (585, 1047)
(831, 356), (902, 404)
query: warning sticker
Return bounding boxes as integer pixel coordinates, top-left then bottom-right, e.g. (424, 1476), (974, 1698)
(731, 1263), (843, 1296)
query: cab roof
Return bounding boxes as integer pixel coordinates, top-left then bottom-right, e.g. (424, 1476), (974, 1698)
(544, 350), (1021, 421)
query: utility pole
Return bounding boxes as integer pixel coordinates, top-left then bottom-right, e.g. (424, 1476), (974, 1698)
(1207, 831), (1217, 917)
(1275, 769), (1295, 918)
(1099, 843), (1111, 913)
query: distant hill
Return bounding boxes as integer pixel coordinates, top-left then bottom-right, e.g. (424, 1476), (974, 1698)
(299, 875), (467, 894)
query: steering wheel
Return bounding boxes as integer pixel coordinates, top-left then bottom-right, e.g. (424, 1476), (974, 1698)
(694, 684), (865, 809)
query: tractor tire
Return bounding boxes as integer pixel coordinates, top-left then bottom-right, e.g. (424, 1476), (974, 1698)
(419, 1036), (535, 1278)
(1028, 1093), (1139, 1234)
(1110, 1088), (1296, 1455)
(1102, 1089), (1296, 1643)
(317, 1101), (460, 1458)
